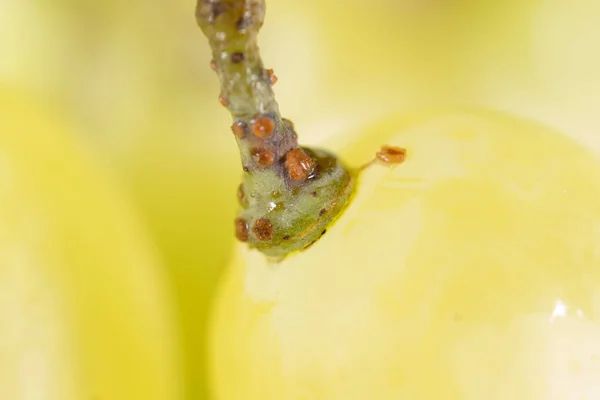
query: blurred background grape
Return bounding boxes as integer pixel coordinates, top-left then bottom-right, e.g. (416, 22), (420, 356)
(2, 0), (599, 398)
(0, 93), (185, 399)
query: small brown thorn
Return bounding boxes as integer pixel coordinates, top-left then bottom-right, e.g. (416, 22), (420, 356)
(376, 145), (407, 165)
(253, 218), (273, 241)
(252, 115), (276, 138)
(231, 52), (245, 63)
(219, 93), (229, 107)
(250, 147), (275, 167)
(266, 68), (278, 85)
(231, 121), (246, 137)
(285, 148), (315, 181)
(234, 218), (249, 242)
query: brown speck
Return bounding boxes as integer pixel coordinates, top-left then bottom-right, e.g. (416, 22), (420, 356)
(252, 115), (275, 138)
(243, 166), (249, 172)
(285, 148), (314, 181)
(199, 1), (226, 24)
(319, 208), (326, 216)
(311, 191), (318, 197)
(376, 145), (406, 165)
(250, 147), (274, 167)
(210, 59), (216, 71)
(231, 52), (245, 63)
(210, 2), (225, 22)
(283, 235), (290, 240)
(266, 68), (278, 85)
(253, 218), (273, 241)
(236, 16), (253, 31)
(231, 121), (246, 137)
(234, 218), (248, 242)
(320, 229), (327, 236)
(218, 93), (229, 107)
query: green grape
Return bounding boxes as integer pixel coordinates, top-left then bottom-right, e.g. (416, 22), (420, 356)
(0, 90), (184, 400)
(209, 109), (600, 400)
(195, 1), (600, 399)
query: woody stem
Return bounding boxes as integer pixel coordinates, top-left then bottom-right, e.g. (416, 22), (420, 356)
(196, 0), (298, 168)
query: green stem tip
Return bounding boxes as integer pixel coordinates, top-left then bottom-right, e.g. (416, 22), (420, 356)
(196, 0), (355, 259)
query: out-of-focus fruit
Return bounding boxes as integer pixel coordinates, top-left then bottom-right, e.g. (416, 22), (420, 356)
(209, 109), (600, 399)
(0, 91), (184, 400)
(4, 1), (240, 396)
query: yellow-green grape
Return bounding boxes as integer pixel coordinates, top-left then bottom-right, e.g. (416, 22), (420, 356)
(196, 0), (354, 259)
(0, 90), (183, 400)
(208, 110), (600, 399)
(194, 1), (600, 398)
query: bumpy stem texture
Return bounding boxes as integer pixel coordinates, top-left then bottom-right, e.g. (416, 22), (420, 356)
(198, 1), (274, 117)
(196, 0), (355, 259)
(197, 0), (295, 168)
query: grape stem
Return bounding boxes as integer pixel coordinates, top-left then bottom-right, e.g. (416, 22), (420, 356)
(196, 0), (296, 168)
(197, 0), (274, 118)
(195, 0), (355, 259)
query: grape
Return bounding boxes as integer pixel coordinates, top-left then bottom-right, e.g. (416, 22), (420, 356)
(0, 91), (183, 400)
(208, 110), (600, 399)
(196, 1), (600, 398)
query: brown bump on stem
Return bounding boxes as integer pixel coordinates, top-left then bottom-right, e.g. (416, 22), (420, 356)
(319, 208), (327, 216)
(266, 68), (278, 85)
(285, 148), (315, 181)
(252, 115), (275, 138)
(231, 52), (245, 63)
(311, 191), (318, 197)
(283, 235), (290, 240)
(219, 93), (229, 107)
(234, 218), (249, 242)
(210, 59), (216, 71)
(253, 218), (273, 241)
(243, 166), (249, 172)
(231, 121), (246, 137)
(376, 145), (407, 165)
(250, 147), (274, 167)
